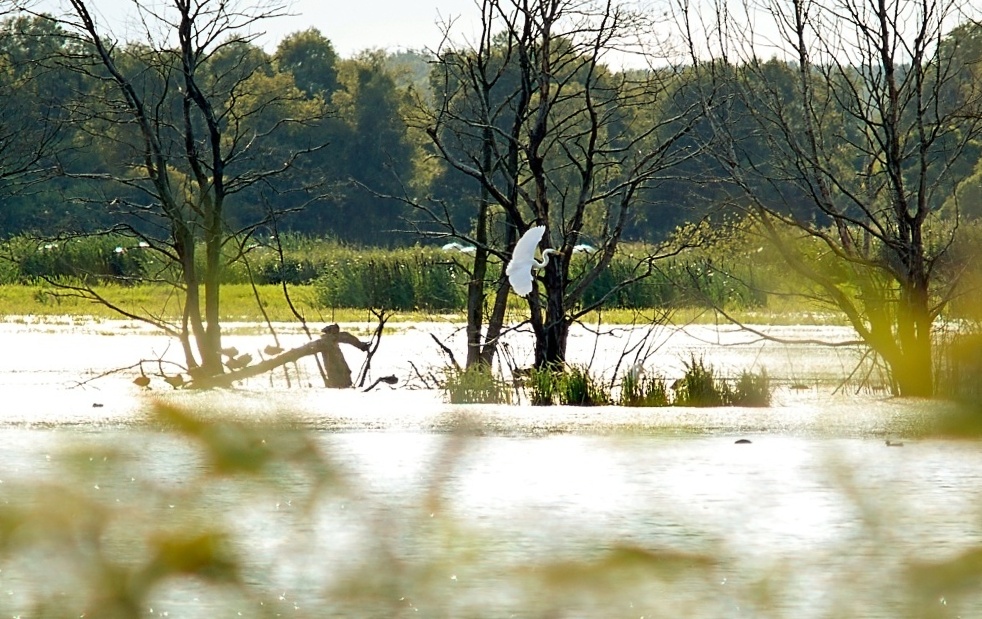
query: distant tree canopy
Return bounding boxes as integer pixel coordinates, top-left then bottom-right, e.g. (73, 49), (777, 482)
(0, 15), (85, 231)
(2, 13), (982, 247)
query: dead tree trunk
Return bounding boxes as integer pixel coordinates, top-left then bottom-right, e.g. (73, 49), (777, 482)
(187, 324), (369, 389)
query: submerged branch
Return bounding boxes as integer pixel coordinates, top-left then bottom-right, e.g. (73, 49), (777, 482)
(187, 324), (369, 389)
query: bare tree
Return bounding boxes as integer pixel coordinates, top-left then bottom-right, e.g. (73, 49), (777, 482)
(24, 0), (326, 379)
(679, 0), (982, 396)
(421, 0), (701, 372)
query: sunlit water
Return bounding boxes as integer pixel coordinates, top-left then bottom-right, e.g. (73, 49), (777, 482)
(0, 317), (979, 617)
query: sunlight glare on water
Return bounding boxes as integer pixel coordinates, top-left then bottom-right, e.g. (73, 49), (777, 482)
(1, 318), (981, 617)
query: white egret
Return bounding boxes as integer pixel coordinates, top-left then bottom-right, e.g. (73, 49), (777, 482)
(572, 243), (597, 254)
(441, 242), (476, 254)
(506, 225), (563, 296)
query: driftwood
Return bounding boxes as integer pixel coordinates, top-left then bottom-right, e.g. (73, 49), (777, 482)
(187, 324), (369, 389)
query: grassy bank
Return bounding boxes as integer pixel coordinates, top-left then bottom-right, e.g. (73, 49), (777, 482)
(0, 232), (771, 315)
(0, 282), (477, 325)
(0, 282), (848, 326)
(0, 283), (345, 323)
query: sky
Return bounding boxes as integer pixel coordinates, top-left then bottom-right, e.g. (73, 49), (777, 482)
(29, 0), (480, 57)
(25, 0), (671, 69)
(270, 0), (478, 56)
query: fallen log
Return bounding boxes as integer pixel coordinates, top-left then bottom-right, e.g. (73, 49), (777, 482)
(187, 324), (369, 389)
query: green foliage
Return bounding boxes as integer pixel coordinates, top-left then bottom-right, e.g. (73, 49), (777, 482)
(669, 356), (771, 408)
(528, 364), (611, 406)
(0, 228), (798, 314)
(1, 235), (155, 284)
(528, 365), (560, 406)
(313, 246), (466, 311)
(732, 368), (772, 407)
(673, 355), (731, 407)
(557, 365), (611, 406)
(443, 365), (512, 404)
(6, 217), (978, 322)
(274, 28), (339, 98)
(619, 369), (671, 407)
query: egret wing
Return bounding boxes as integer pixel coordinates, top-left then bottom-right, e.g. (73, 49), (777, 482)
(506, 226), (546, 296)
(506, 226), (545, 278)
(508, 270), (534, 296)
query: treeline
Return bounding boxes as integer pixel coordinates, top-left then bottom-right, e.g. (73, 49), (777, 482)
(6, 13), (980, 248)
(0, 18), (427, 246)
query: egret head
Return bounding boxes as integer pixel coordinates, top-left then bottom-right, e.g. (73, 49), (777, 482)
(506, 226), (565, 296)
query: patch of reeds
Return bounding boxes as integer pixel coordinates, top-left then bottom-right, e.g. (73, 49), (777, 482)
(525, 359), (770, 408)
(673, 355), (731, 407)
(314, 246), (467, 312)
(527, 364), (610, 406)
(557, 365), (611, 406)
(526, 365), (554, 406)
(732, 368), (772, 406)
(443, 365), (512, 404)
(619, 369), (671, 407)
(617, 356), (770, 408)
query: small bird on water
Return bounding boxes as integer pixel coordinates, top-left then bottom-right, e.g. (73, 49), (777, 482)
(164, 374), (185, 389)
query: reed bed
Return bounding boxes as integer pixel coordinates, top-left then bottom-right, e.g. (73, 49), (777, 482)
(0, 233), (770, 315)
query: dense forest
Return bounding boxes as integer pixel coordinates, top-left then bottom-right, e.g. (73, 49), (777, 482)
(7, 9), (979, 248)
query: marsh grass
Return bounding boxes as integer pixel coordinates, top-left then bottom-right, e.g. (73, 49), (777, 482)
(443, 365), (512, 404)
(526, 365), (613, 406)
(673, 355), (731, 407)
(0, 283), (323, 321)
(1, 230), (860, 325)
(732, 368), (772, 406)
(528, 365), (560, 406)
(1, 281), (847, 326)
(0, 283), (459, 324)
(619, 371), (671, 407)
(615, 357), (771, 408)
(1, 233), (793, 315)
(556, 365), (611, 406)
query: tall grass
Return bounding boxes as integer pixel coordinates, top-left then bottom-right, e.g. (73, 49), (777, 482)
(524, 359), (769, 408)
(673, 355), (731, 407)
(0, 233), (772, 314)
(314, 246), (467, 312)
(443, 365), (512, 404)
(615, 356), (770, 408)
(619, 369), (671, 407)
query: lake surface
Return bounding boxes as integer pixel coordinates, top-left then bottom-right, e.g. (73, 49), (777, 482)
(0, 317), (979, 618)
